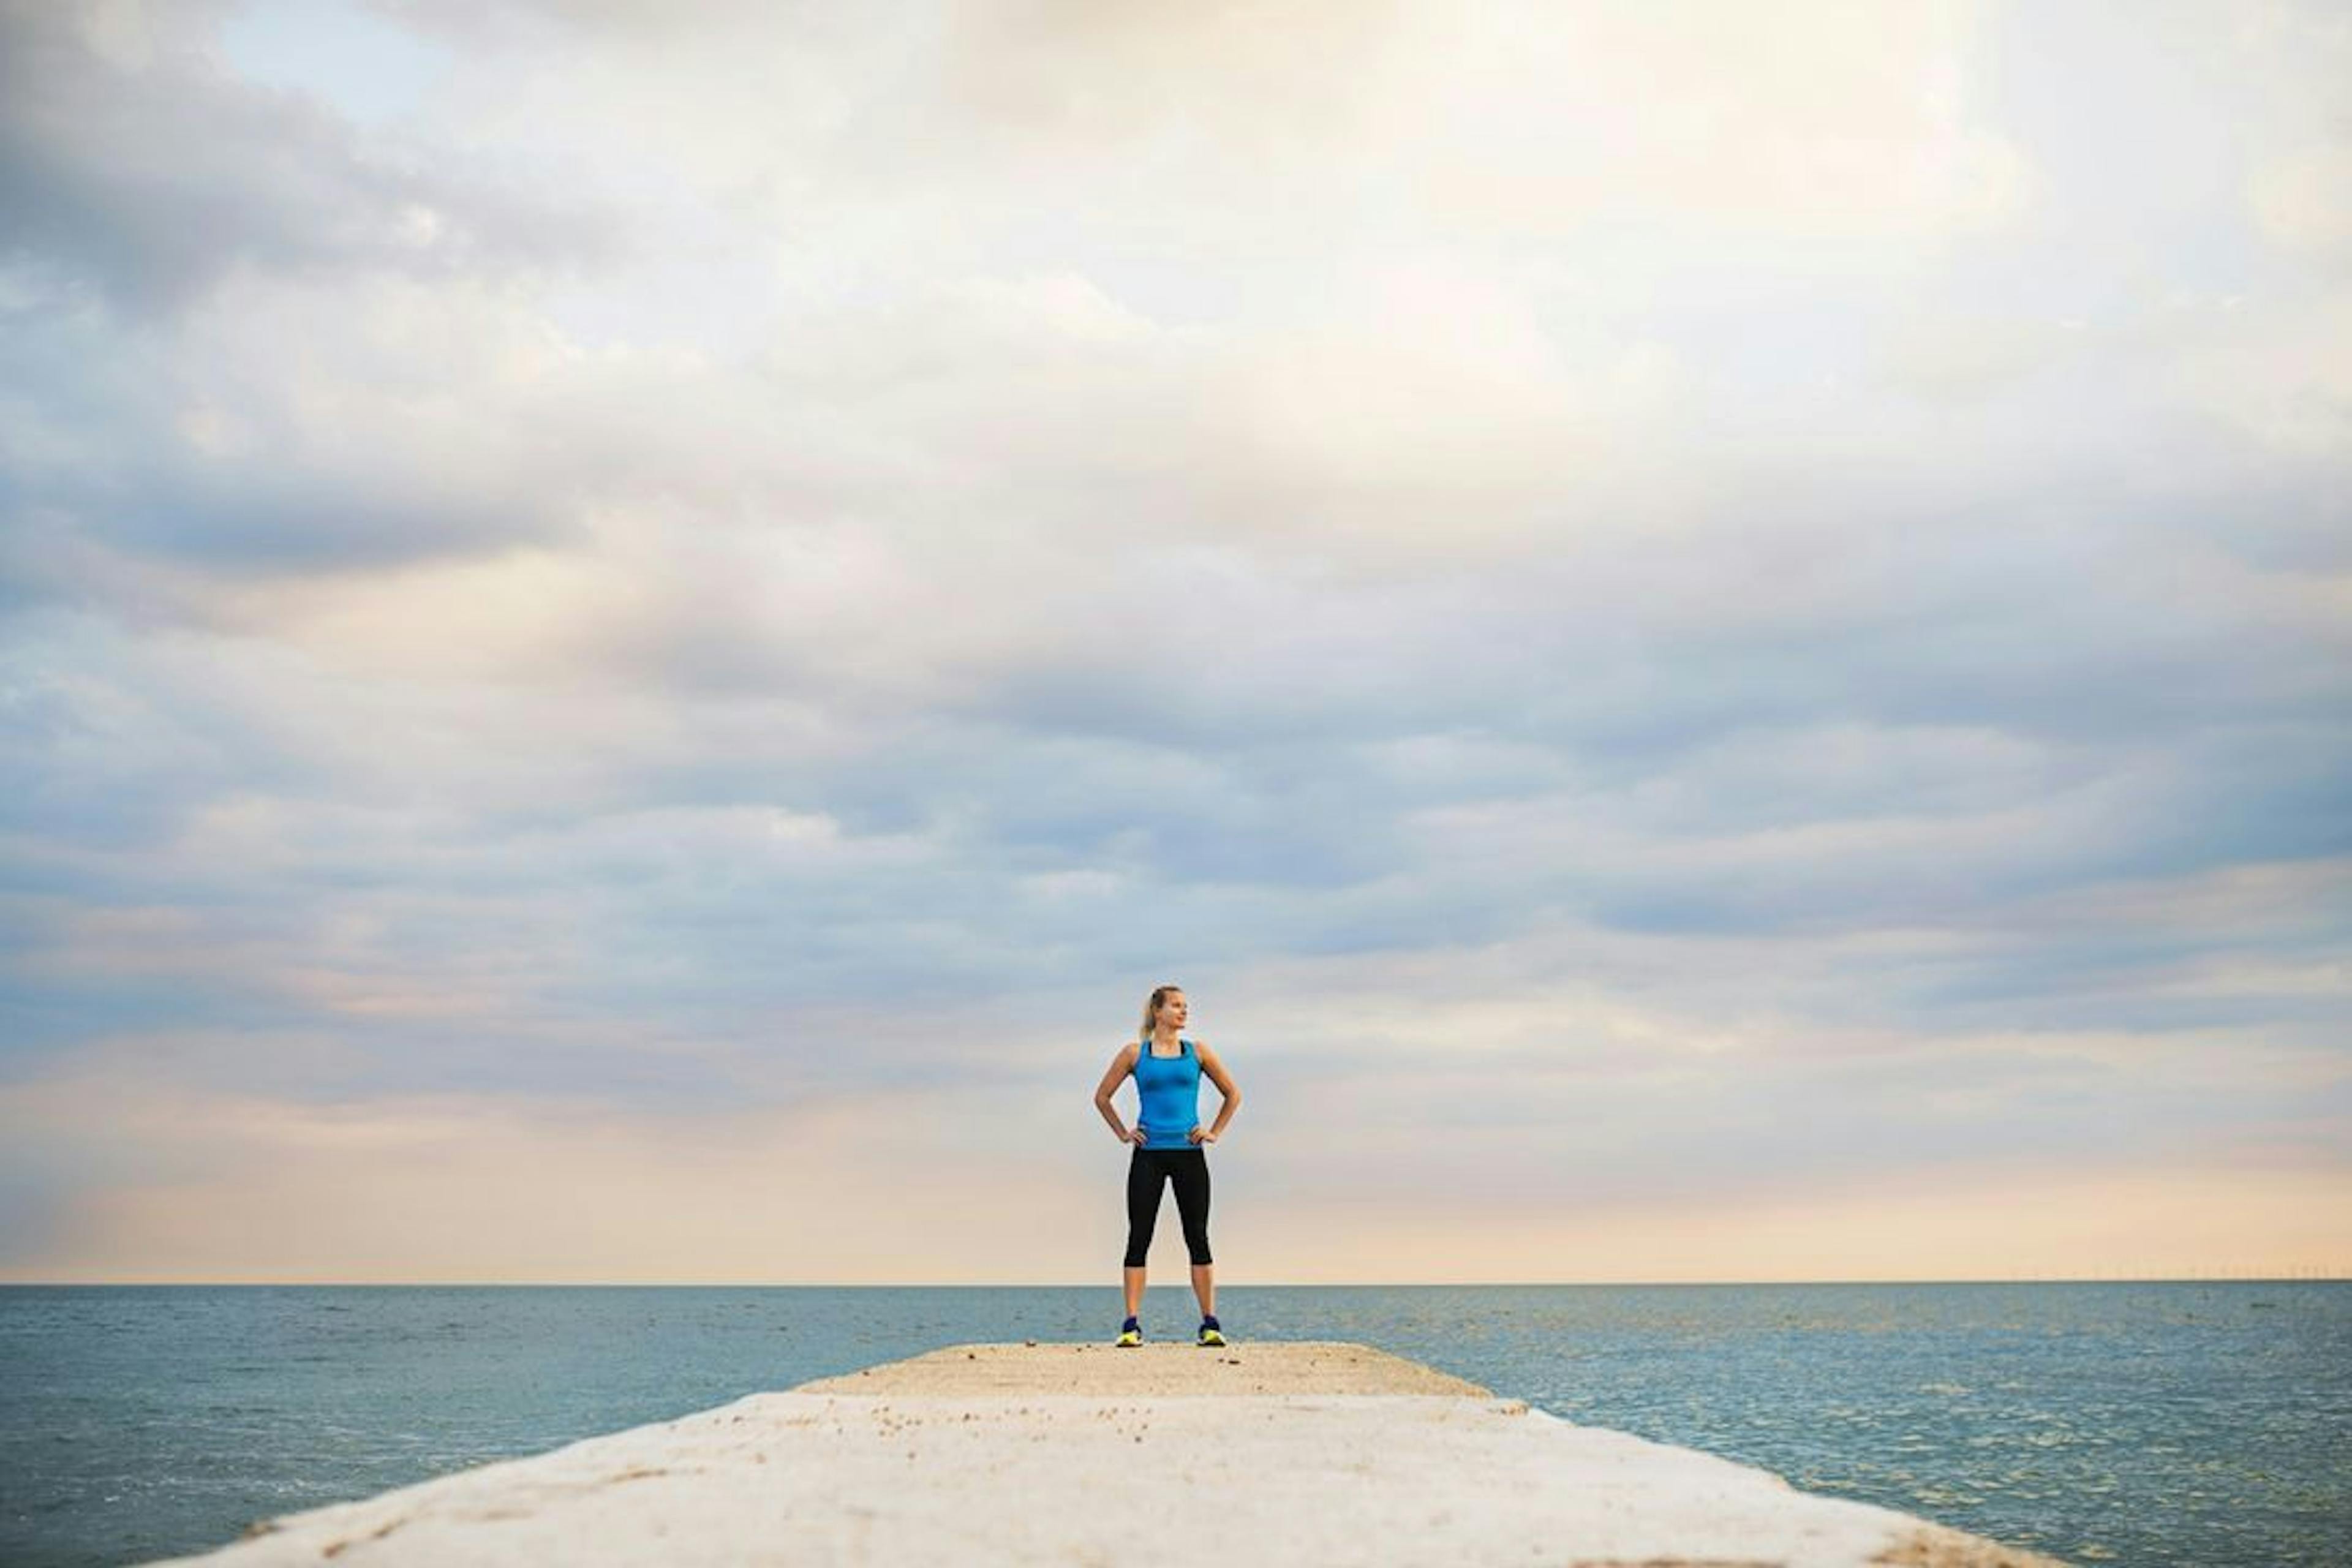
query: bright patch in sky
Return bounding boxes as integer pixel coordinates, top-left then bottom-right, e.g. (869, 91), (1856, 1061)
(217, 0), (447, 126)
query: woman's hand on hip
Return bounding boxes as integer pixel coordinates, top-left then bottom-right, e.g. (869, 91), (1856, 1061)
(1188, 1126), (1216, 1145)
(1124, 1126), (1147, 1145)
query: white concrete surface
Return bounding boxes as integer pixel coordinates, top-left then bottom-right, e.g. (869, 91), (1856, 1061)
(150, 1344), (2065, 1567)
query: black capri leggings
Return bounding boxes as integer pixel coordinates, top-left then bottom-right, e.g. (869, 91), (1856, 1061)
(1124, 1147), (1212, 1267)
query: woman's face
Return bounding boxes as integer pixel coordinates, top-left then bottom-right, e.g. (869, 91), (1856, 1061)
(1159, 990), (1188, 1030)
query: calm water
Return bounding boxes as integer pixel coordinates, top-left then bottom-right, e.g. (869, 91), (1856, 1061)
(1, 1283), (2345, 1566)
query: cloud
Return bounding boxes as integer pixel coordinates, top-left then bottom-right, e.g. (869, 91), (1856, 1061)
(0, 1), (608, 318)
(2250, 142), (2352, 260)
(0, 0), (2346, 1280)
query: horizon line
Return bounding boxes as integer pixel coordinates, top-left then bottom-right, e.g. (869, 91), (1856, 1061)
(4, 1274), (2348, 1288)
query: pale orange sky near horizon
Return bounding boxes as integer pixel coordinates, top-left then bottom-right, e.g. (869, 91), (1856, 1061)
(9, 1069), (2350, 1284)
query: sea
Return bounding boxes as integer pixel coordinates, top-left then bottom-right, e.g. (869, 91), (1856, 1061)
(1, 1282), (2345, 1567)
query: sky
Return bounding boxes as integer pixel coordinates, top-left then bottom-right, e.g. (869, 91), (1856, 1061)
(1, 0), (2346, 1284)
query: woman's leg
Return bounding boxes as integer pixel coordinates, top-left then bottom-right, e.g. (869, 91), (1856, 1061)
(1123, 1149), (1164, 1314)
(1170, 1150), (1214, 1317)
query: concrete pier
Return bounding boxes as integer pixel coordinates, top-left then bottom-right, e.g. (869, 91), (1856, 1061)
(154, 1341), (2067, 1566)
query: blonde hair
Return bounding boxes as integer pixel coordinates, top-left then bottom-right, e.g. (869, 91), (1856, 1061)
(1139, 984), (1184, 1041)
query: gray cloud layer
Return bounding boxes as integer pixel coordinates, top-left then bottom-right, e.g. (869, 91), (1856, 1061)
(1, 0), (2346, 1275)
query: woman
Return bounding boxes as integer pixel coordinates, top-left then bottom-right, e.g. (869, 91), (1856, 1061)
(1092, 984), (1242, 1347)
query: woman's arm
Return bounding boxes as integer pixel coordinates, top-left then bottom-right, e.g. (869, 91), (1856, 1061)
(1191, 1041), (1242, 1144)
(1093, 1043), (1145, 1144)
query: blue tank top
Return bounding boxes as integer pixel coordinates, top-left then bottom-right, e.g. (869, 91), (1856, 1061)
(1134, 1037), (1202, 1151)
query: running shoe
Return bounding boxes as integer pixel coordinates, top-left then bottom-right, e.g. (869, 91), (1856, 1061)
(1115, 1317), (1142, 1348)
(1197, 1316), (1226, 1347)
